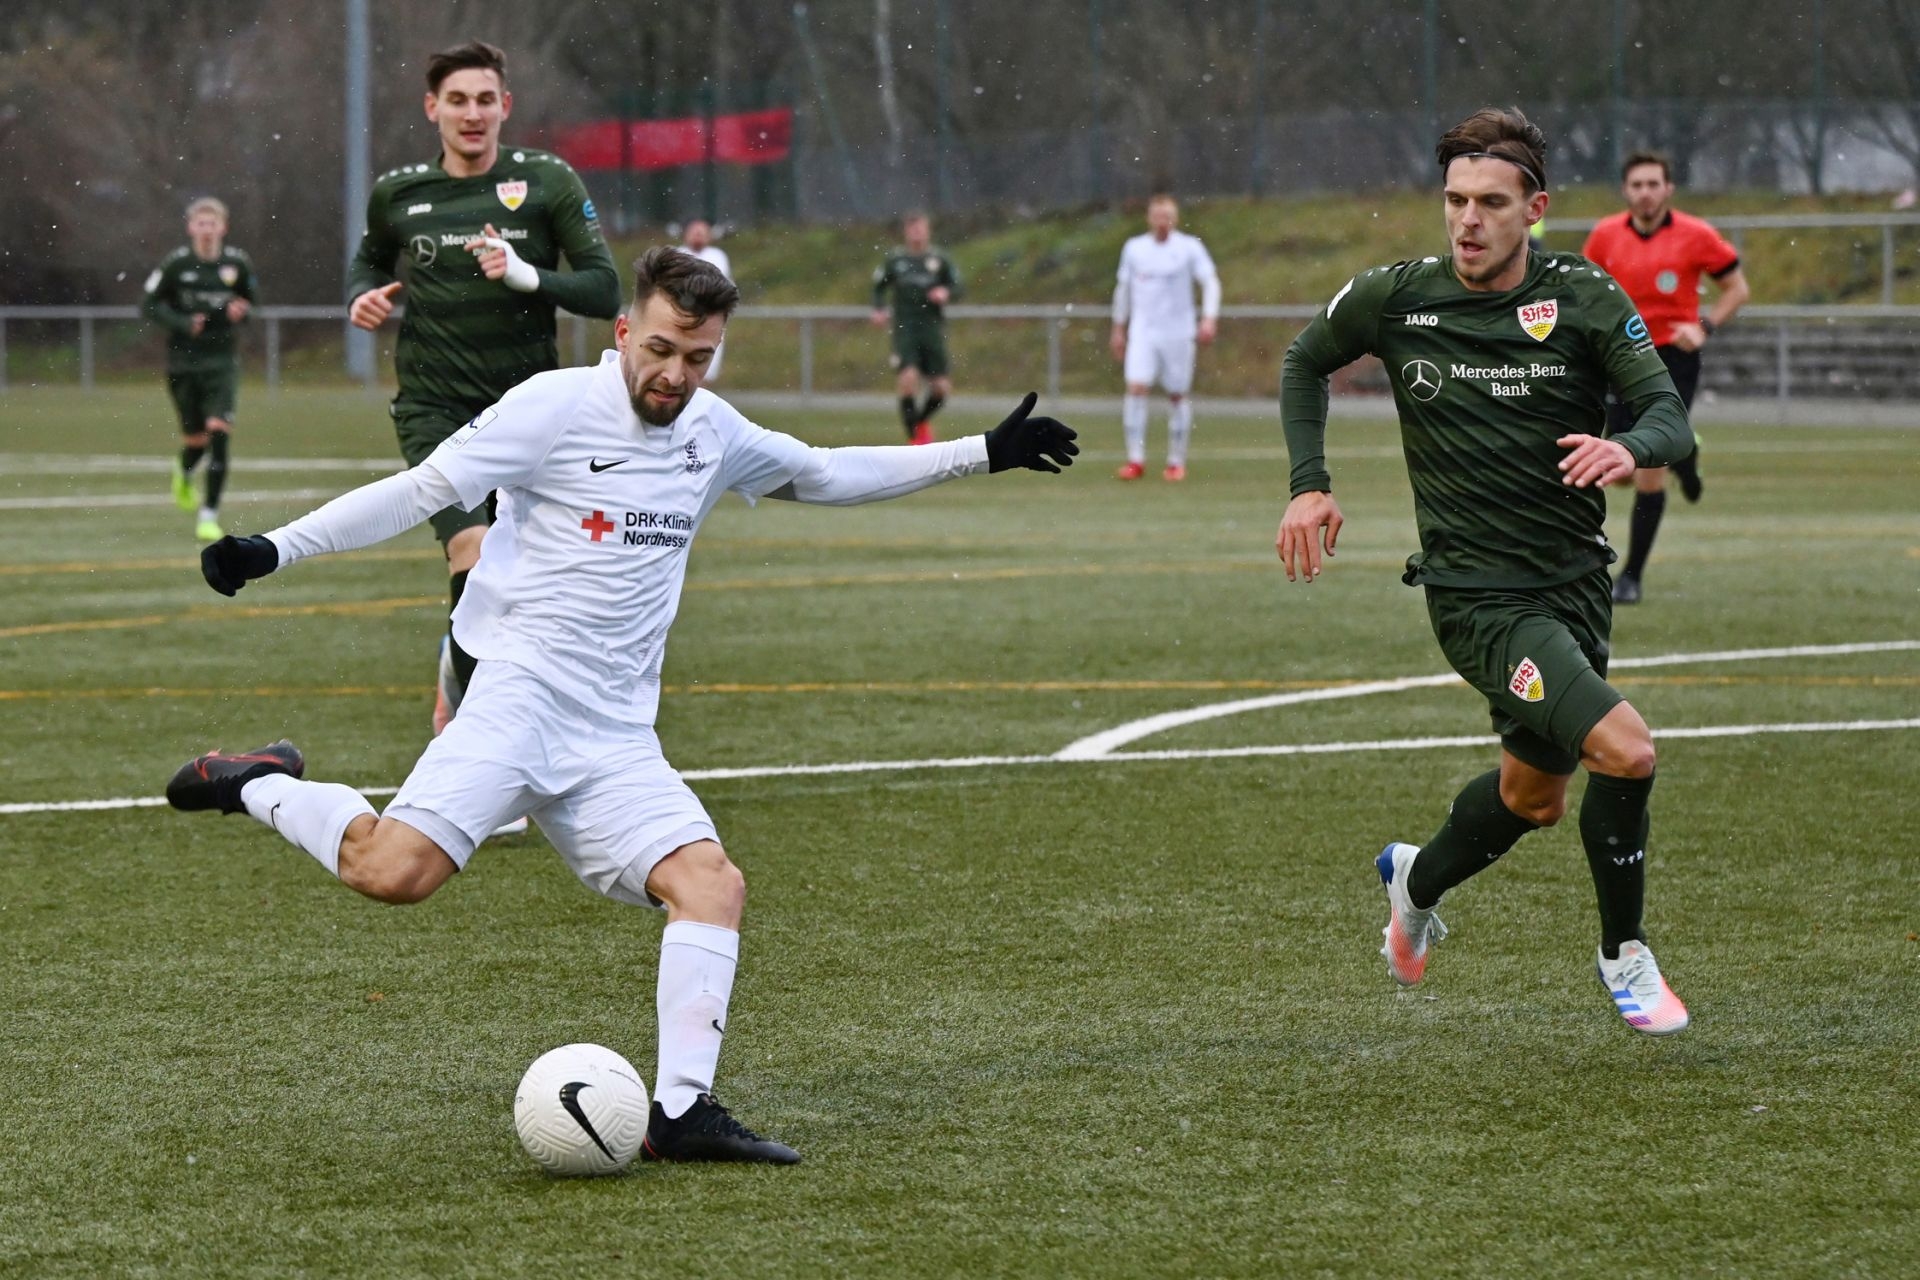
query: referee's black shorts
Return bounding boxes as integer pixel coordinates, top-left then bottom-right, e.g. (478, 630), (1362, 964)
(1607, 344), (1701, 437)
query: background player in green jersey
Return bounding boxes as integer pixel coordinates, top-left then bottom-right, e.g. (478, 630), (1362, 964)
(347, 40), (621, 732)
(143, 196), (257, 542)
(870, 213), (962, 444)
(1276, 107), (1697, 1036)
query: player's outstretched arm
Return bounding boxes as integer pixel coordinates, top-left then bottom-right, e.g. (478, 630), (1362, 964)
(198, 465), (462, 597)
(767, 393), (1077, 507)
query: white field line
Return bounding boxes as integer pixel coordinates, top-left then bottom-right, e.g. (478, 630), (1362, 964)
(0, 489), (351, 511)
(1052, 639), (1920, 760)
(0, 455), (399, 474)
(5, 716), (1917, 817)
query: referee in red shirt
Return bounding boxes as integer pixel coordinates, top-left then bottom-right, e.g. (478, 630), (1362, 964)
(1583, 150), (1750, 604)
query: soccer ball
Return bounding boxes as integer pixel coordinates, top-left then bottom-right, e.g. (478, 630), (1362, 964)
(513, 1043), (651, 1176)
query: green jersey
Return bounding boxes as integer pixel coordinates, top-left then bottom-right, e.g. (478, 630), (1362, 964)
(142, 245), (258, 374)
(872, 247), (962, 325)
(347, 147), (621, 419)
(1282, 249), (1692, 588)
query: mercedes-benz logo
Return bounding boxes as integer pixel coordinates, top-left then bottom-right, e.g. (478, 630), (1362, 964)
(1401, 358), (1442, 402)
(409, 234), (437, 266)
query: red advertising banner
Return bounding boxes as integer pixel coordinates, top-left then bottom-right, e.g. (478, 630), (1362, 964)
(550, 107), (793, 172)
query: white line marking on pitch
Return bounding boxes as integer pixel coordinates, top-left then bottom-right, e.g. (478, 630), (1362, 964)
(0, 489), (351, 512)
(5, 716), (1917, 817)
(1052, 640), (1920, 760)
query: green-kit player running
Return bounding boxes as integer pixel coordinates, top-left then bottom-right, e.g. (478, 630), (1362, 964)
(870, 212), (962, 444)
(347, 40), (621, 731)
(1276, 107), (1697, 1035)
(143, 196), (257, 541)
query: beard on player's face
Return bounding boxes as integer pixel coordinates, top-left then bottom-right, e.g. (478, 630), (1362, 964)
(621, 350), (694, 426)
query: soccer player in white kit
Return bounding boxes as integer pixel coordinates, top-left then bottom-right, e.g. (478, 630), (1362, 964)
(165, 247), (1078, 1165)
(1109, 194), (1221, 481)
(677, 218), (731, 383)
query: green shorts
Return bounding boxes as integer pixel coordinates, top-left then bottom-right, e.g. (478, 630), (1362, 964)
(393, 405), (491, 546)
(167, 367), (238, 432)
(1423, 569), (1624, 776)
(890, 323), (950, 378)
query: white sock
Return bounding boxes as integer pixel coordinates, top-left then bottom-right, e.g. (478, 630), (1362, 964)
(1167, 398), (1193, 468)
(655, 920), (739, 1119)
(240, 774), (374, 877)
(1122, 393), (1148, 465)
(197, 505), (217, 523)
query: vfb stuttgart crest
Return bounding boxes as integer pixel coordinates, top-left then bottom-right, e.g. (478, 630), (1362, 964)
(217, 264), (239, 287)
(1516, 298), (1558, 342)
(495, 180), (528, 211)
(1509, 656), (1546, 703)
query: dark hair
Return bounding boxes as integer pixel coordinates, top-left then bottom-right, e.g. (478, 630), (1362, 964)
(901, 210), (930, 226)
(426, 41), (507, 94)
(630, 247), (739, 324)
(1621, 149), (1672, 183)
(1435, 106), (1548, 195)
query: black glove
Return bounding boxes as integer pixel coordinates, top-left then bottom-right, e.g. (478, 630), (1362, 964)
(983, 391), (1079, 474)
(200, 535), (279, 597)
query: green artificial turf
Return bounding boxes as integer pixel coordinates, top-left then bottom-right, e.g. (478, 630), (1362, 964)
(0, 387), (1915, 1277)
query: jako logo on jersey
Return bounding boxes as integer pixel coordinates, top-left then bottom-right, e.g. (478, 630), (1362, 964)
(496, 180), (528, 211)
(406, 203), (433, 215)
(1400, 359), (1443, 402)
(683, 442), (706, 474)
(1509, 657), (1546, 703)
(1517, 299), (1558, 341)
(1626, 314), (1650, 343)
(1404, 313), (1438, 327)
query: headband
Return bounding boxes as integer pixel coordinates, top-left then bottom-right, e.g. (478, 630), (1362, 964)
(1446, 150), (1545, 193)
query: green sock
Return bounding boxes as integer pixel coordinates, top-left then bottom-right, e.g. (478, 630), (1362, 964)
(1580, 772), (1654, 959)
(1406, 768), (1537, 909)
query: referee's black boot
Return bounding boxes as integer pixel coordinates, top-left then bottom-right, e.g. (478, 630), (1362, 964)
(641, 1093), (801, 1165)
(166, 740), (305, 814)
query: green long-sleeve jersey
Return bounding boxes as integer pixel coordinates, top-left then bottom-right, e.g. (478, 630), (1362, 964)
(1282, 249), (1693, 588)
(347, 147), (621, 419)
(872, 247), (962, 324)
(142, 245), (258, 373)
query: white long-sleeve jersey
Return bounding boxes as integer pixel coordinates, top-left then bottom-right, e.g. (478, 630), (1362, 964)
(265, 351), (987, 722)
(1112, 231), (1221, 340)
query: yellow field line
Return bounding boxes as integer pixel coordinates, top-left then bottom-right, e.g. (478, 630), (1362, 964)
(0, 673), (1913, 703)
(0, 596), (439, 639)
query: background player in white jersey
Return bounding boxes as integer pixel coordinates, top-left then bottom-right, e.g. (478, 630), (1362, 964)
(1109, 194), (1221, 481)
(165, 248), (1078, 1165)
(676, 218), (731, 382)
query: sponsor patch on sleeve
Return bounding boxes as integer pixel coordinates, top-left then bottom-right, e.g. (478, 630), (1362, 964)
(443, 407), (498, 450)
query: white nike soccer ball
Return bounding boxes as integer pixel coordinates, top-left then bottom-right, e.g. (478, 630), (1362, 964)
(513, 1043), (651, 1176)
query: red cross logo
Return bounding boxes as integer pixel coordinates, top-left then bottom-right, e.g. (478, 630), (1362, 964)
(581, 510), (615, 542)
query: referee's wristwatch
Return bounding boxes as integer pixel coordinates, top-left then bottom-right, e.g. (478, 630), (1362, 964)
(1699, 317), (1718, 337)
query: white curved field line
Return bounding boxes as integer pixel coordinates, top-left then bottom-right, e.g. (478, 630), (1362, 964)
(3, 642), (1915, 817)
(1052, 640), (1920, 760)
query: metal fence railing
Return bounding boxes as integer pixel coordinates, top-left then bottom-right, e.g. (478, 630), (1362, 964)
(5, 300), (1919, 413)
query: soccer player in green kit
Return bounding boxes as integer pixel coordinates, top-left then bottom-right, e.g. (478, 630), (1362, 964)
(1276, 108), (1696, 1035)
(348, 40), (621, 731)
(870, 213), (962, 444)
(144, 197), (257, 542)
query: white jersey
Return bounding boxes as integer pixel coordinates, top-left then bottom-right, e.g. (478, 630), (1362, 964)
(1114, 231), (1219, 340)
(681, 244), (732, 280)
(426, 351), (809, 723)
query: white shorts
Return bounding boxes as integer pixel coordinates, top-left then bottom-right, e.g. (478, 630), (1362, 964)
(385, 661), (716, 907)
(1123, 332), (1196, 395)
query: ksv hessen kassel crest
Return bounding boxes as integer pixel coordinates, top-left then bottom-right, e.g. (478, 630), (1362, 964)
(1516, 298), (1558, 342)
(496, 180), (528, 211)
